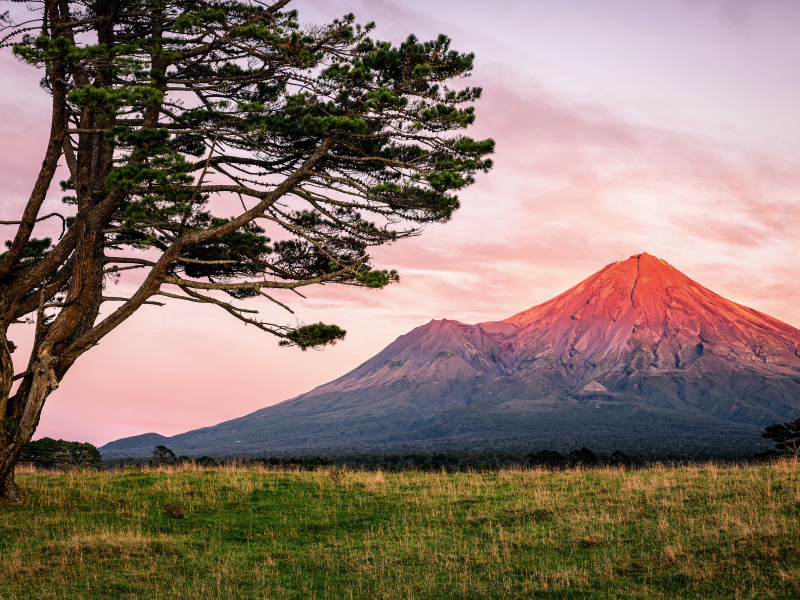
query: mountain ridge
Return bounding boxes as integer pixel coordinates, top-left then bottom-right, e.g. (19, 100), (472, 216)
(101, 253), (800, 457)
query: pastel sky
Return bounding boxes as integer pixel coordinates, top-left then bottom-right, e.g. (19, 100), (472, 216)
(4, 0), (800, 445)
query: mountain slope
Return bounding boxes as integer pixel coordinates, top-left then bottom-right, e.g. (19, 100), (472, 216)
(101, 253), (800, 457)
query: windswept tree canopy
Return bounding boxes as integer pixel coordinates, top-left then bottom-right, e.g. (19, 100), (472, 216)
(0, 0), (494, 502)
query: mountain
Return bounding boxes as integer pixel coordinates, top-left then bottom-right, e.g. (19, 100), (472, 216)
(101, 253), (800, 458)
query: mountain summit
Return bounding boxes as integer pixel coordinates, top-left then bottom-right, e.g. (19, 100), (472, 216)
(102, 254), (800, 457)
(503, 252), (800, 388)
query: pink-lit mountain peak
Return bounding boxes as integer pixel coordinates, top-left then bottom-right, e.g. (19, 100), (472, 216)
(507, 253), (697, 328)
(333, 252), (800, 399)
(498, 253), (800, 370)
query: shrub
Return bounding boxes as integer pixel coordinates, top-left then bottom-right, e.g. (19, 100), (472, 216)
(527, 450), (567, 468)
(568, 448), (598, 466)
(19, 438), (104, 470)
(608, 450), (631, 467)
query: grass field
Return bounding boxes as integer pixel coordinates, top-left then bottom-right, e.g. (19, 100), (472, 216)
(1, 462), (799, 599)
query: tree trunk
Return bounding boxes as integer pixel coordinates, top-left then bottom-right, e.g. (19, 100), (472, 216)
(0, 453), (15, 502)
(0, 452), (23, 504)
(0, 328), (20, 503)
(0, 343), (59, 504)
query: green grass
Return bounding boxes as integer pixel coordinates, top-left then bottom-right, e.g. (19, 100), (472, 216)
(1, 462), (800, 599)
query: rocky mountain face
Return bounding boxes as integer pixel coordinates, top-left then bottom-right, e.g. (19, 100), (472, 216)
(101, 253), (800, 457)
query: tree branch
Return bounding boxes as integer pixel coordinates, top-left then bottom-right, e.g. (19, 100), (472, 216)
(160, 287), (259, 314)
(102, 296), (165, 306)
(0, 213), (67, 239)
(258, 290), (294, 314)
(175, 285), (295, 336)
(103, 265), (146, 274)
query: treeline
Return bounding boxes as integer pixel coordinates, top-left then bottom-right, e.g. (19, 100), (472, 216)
(194, 443), (768, 469)
(100, 431), (771, 469)
(104, 446), (773, 472)
(26, 429), (795, 473)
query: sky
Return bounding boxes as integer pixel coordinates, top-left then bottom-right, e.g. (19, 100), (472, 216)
(3, 0), (800, 445)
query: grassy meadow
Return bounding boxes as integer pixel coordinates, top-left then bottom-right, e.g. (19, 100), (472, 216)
(1, 462), (799, 599)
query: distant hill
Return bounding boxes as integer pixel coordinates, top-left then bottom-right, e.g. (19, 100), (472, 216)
(101, 253), (800, 458)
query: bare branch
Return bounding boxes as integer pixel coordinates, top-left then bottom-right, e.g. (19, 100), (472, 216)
(176, 285), (295, 337)
(102, 265), (146, 274)
(181, 287), (258, 314)
(174, 258), (238, 265)
(62, 130), (78, 181)
(12, 370), (32, 382)
(0, 212), (67, 239)
(102, 296), (165, 307)
(267, 0), (293, 14)
(161, 271), (338, 291)
(257, 290), (294, 314)
(183, 131), (219, 229)
(157, 289), (258, 314)
(103, 257), (157, 266)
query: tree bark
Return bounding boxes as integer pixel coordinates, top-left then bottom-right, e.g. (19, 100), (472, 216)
(0, 468), (21, 504)
(0, 330), (21, 503)
(0, 342), (59, 503)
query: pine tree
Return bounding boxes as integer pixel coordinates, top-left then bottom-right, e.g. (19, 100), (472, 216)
(0, 0), (494, 502)
(761, 418), (800, 459)
(150, 445), (177, 466)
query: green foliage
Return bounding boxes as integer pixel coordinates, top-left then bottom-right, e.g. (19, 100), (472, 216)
(279, 323), (347, 350)
(68, 85), (165, 112)
(180, 217), (272, 289)
(0, 237), (52, 265)
(19, 437), (104, 470)
(356, 268), (399, 288)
